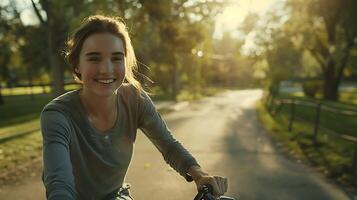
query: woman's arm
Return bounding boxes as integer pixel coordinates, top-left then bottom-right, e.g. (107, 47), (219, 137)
(137, 91), (199, 181)
(41, 110), (76, 199)
(137, 90), (228, 196)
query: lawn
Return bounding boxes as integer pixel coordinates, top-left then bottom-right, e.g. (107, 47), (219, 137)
(340, 88), (357, 105)
(0, 84), (81, 128)
(0, 94), (51, 128)
(273, 97), (357, 137)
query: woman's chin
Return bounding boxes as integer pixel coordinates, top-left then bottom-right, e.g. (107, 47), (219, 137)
(91, 84), (120, 97)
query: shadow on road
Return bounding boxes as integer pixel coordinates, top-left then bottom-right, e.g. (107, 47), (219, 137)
(216, 107), (346, 200)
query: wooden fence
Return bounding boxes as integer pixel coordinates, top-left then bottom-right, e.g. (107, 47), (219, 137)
(268, 96), (357, 171)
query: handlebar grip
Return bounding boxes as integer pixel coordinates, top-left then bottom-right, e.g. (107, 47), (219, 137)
(201, 184), (213, 194)
(194, 184), (236, 200)
(194, 185), (213, 200)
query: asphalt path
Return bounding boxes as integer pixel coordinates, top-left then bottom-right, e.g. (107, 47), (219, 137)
(0, 89), (350, 200)
(126, 89), (349, 200)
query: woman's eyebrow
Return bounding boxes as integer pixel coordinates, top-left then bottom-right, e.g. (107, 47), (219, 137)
(84, 52), (124, 56)
(85, 52), (100, 56)
(112, 52), (124, 56)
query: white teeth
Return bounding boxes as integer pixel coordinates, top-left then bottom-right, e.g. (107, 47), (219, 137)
(96, 79), (115, 84)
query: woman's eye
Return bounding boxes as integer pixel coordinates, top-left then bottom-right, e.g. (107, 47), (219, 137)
(112, 57), (123, 62)
(88, 57), (100, 62)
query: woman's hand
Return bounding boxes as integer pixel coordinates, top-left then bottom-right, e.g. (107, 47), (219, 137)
(188, 165), (228, 197)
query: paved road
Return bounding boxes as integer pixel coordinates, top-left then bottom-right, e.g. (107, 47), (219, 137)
(126, 89), (349, 200)
(0, 89), (350, 199)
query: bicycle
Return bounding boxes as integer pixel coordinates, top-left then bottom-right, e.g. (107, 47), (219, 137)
(114, 183), (235, 200)
(194, 184), (235, 200)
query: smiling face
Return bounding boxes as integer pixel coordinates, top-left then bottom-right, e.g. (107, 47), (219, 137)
(77, 33), (126, 97)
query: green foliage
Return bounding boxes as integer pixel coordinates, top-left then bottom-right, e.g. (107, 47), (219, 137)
(137, 0), (227, 99)
(0, 3), (24, 83)
(207, 31), (256, 88)
(302, 80), (323, 98)
(285, 0), (357, 100)
(240, 0), (357, 100)
(0, 0), (258, 101)
(240, 9), (304, 95)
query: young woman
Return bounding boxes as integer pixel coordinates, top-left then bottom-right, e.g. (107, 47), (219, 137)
(41, 15), (228, 200)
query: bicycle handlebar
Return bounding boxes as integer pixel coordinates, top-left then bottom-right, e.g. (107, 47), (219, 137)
(193, 184), (235, 200)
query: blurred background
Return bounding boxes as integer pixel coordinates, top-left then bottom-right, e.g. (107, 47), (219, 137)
(0, 0), (356, 101)
(0, 0), (356, 198)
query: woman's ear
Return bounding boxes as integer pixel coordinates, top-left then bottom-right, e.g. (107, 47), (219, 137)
(73, 67), (83, 83)
(74, 67), (80, 74)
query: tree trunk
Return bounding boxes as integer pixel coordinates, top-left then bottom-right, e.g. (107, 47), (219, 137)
(27, 67), (34, 101)
(40, 80), (47, 94)
(50, 52), (65, 97)
(323, 78), (339, 100)
(171, 61), (179, 101)
(47, 8), (65, 97)
(268, 79), (280, 97)
(0, 87), (4, 105)
(323, 60), (339, 100)
(32, 0), (65, 97)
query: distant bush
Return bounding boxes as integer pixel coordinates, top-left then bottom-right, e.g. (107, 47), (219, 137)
(302, 81), (323, 98)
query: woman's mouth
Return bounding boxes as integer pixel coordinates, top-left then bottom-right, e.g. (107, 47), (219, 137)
(94, 79), (116, 84)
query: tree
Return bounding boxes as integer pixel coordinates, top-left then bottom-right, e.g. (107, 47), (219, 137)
(1, 0), (228, 100)
(240, 11), (303, 95)
(0, 2), (25, 104)
(265, 31), (302, 95)
(31, 0), (85, 97)
(140, 0), (226, 100)
(20, 25), (50, 91)
(209, 31), (255, 88)
(286, 0), (357, 100)
(0, 7), (11, 105)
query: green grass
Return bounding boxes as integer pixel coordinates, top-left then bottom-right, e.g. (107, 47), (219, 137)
(273, 101), (357, 137)
(0, 119), (40, 139)
(0, 94), (52, 128)
(256, 101), (305, 159)
(0, 86), (78, 180)
(281, 88), (357, 106)
(258, 99), (357, 190)
(1, 84), (80, 96)
(0, 84), (81, 128)
(2, 86), (51, 96)
(340, 88), (357, 105)
(0, 131), (42, 179)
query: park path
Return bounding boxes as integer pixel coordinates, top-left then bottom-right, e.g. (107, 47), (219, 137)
(0, 89), (351, 199)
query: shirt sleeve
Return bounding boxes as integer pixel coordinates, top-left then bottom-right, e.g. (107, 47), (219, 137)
(137, 91), (199, 181)
(41, 110), (77, 199)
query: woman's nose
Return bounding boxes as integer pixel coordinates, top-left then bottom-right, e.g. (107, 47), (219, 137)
(99, 59), (114, 74)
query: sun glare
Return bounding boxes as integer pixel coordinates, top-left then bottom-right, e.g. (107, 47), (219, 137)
(214, 0), (282, 38)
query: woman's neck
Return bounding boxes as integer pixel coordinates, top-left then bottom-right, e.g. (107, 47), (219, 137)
(79, 89), (117, 118)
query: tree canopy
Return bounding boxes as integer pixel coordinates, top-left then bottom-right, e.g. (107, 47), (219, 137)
(0, 0), (356, 102)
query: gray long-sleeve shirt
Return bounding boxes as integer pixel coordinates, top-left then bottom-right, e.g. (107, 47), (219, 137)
(41, 84), (199, 200)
